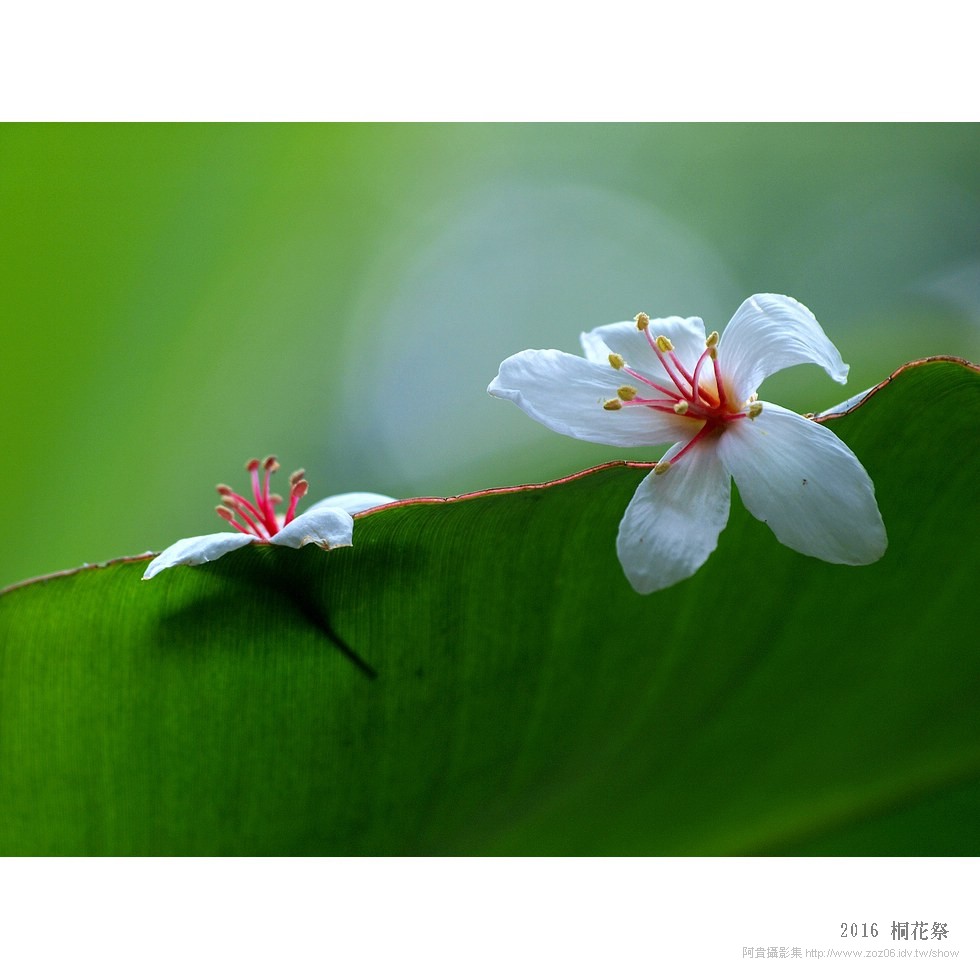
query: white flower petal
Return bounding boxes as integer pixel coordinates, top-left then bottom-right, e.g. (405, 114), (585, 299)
(580, 315), (708, 381)
(616, 444), (732, 593)
(142, 532), (255, 580)
(815, 385), (875, 419)
(718, 293), (849, 401)
(718, 402), (887, 564)
(307, 492), (396, 515)
(269, 506), (354, 550)
(489, 348), (691, 448)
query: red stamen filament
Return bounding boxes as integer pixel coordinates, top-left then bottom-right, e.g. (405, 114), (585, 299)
(665, 417), (720, 466)
(622, 365), (680, 401)
(248, 459), (263, 507)
(216, 457), (308, 539)
(641, 328), (695, 401)
(613, 329), (756, 471)
(689, 348), (721, 408)
(218, 485), (268, 528)
(628, 396), (691, 414)
(712, 354), (729, 407)
(216, 506), (258, 537)
(284, 478), (308, 525)
(221, 496), (272, 538)
(260, 457), (279, 527)
(668, 350), (695, 387)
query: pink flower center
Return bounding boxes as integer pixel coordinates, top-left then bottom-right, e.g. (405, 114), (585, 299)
(215, 456), (309, 539)
(607, 315), (761, 470)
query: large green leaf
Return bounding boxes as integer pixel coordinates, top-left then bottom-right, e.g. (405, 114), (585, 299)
(1, 357), (977, 855)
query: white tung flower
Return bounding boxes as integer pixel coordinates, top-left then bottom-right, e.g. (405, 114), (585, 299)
(488, 293), (887, 593)
(143, 455), (394, 580)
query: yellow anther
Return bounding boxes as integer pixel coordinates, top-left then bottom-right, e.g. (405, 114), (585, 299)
(748, 402), (763, 419)
(673, 400), (689, 415)
(635, 312), (650, 331)
(705, 330), (719, 348)
(707, 347), (718, 360)
(617, 385), (638, 401)
(654, 460), (672, 475)
(603, 398), (623, 411)
(655, 335), (674, 353)
(608, 352), (625, 370)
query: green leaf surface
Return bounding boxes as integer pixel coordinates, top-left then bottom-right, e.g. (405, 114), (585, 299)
(1, 358), (978, 855)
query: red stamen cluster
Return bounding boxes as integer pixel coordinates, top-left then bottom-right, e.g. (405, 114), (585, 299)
(614, 318), (757, 468)
(215, 456), (309, 539)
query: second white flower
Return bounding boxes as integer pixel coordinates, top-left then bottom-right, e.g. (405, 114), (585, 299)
(488, 293), (887, 593)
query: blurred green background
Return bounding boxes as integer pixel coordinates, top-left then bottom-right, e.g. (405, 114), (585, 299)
(2, 123), (978, 588)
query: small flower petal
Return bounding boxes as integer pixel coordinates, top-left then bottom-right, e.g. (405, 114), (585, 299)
(142, 532), (254, 580)
(717, 401), (887, 564)
(616, 443), (732, 593)
(580, 315), (708, 379)
(269, 505), (355, 550)
(717, 293), (849, 401)
(489, 349), (691, 448)
(306, 492), (396, 515)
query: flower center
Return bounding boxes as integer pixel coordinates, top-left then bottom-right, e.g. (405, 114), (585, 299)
(605, 313), (762, 472)
(215, 456), (309, 539)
